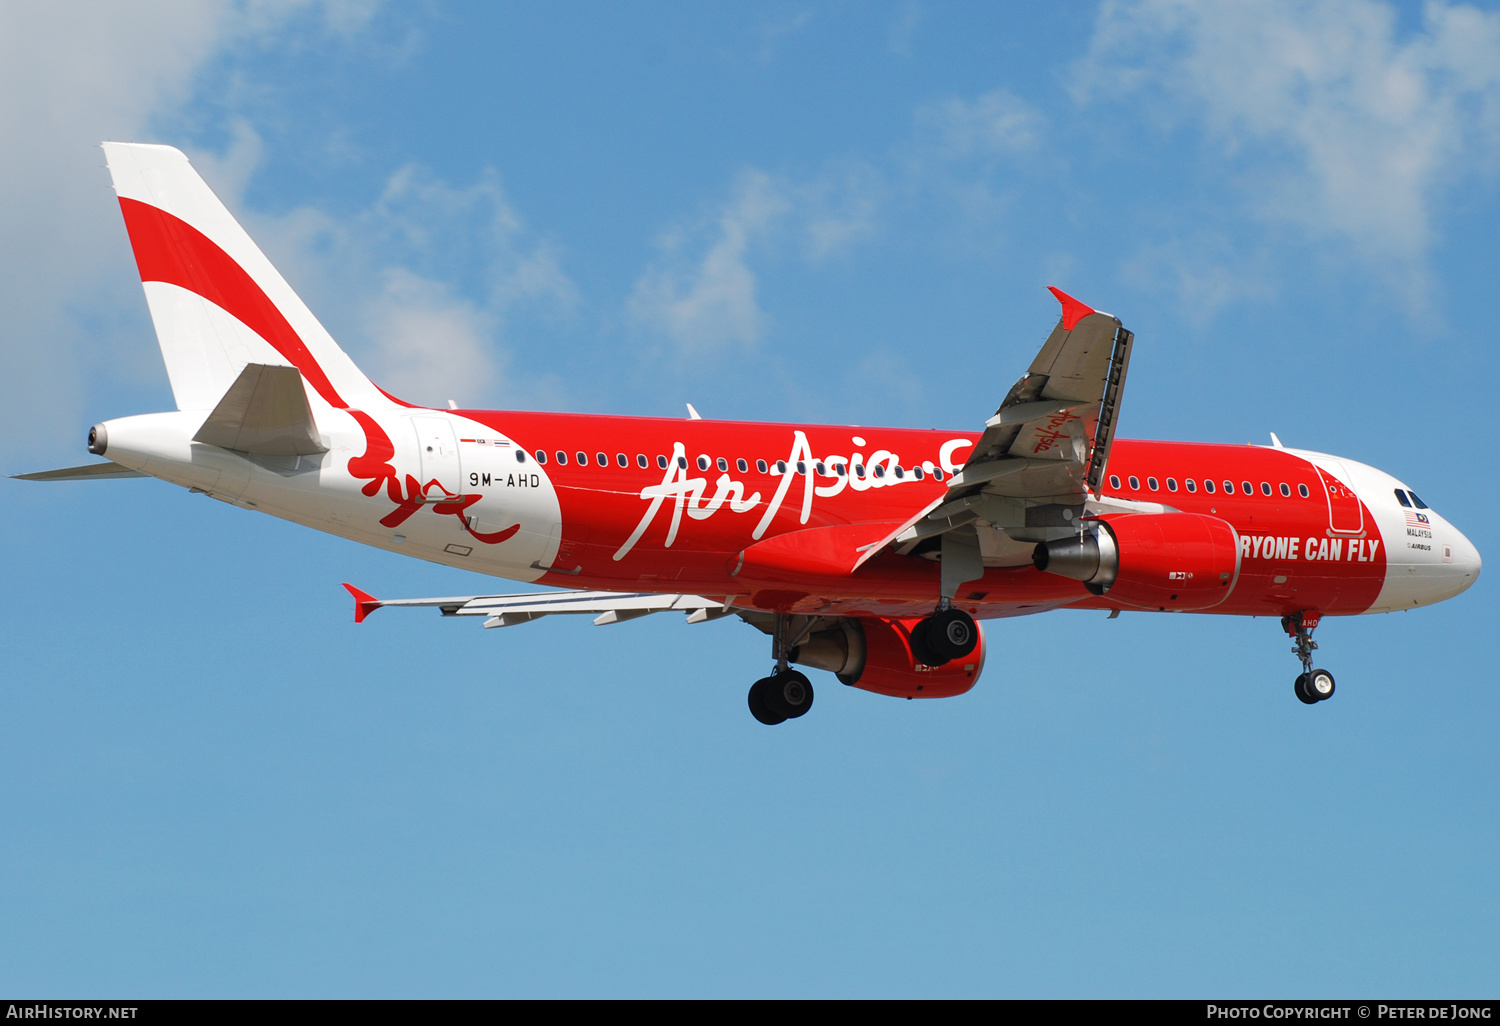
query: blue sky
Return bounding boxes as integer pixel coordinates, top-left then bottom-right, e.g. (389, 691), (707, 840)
(2, 0), (1497, 997)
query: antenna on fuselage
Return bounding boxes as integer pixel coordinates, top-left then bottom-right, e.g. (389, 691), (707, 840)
(686, 403), (703, 420)
(1269, 432), (1285, 449)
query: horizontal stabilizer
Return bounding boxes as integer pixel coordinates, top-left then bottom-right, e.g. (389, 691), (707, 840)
(193, 363), (327, 456)
(11, 462), (145, 481)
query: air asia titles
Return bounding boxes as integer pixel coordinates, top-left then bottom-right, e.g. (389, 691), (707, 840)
(613, 431), (976, 560)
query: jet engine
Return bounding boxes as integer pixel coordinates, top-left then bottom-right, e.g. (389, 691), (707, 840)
(788, 616), (985, 699)
(1032, 511), (1241, 610)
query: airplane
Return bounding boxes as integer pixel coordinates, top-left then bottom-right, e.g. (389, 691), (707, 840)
(15, 142), (1482, 724)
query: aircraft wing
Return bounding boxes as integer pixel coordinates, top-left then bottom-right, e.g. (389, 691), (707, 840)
(909, 287), (1133, 550)
(344, 583), (733, 628)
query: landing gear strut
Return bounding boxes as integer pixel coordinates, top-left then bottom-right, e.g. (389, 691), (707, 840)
(748, 613), (815, 725)
(1283, 611), (1335, 705)
(911, 603), (978, 667)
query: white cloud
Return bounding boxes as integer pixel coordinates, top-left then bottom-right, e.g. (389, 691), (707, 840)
(362, 269), (499, 406)
(1119, 233), (1277, 325)
(915, 88), (1044, 159)
(0, 0), (378, 465)
(236, 157), (579, 409)
(801, 162), (886, 263)
(754, 10), (813, 63)
(627, 171), (789, 355)
(1078, 0), (1500, 269)
(888, 2), (923, 58)
(626, 163), (888, 355)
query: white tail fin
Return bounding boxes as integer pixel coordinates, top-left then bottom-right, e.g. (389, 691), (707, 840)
(102, 142), (393, 413)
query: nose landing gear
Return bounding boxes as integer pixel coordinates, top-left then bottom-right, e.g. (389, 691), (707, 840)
(1284, 611), (1335, 704)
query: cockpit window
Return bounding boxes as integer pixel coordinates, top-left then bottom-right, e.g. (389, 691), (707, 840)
(1394, 489), (1411, 508)
(1408, 491), (1429, 509)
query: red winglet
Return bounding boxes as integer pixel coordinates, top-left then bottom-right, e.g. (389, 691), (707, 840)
(1047, 286), (1095, 332)
(342, 583), (382, 624)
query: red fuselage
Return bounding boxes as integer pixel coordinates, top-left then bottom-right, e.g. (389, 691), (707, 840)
(461, 411), (1401, 620)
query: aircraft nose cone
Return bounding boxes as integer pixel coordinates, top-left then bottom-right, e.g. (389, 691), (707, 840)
(1449, 529), (1481, 596)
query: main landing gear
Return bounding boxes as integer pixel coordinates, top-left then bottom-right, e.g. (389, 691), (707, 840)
(748, 669), (813, 725)
(1283, 611), (1336, 705)
(748, 613), (815, 725)
(910, 605), (979, 668)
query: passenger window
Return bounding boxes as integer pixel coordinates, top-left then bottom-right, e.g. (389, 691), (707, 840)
(1409, 492), (1429, 509)
(637, 454), (648, 469)
(516, 449), (527, 463)
(657, 455), (668, 470)
(596, 452), (607, 467)
(855, 464), (866, 478)
(576, 451), (587, 466)
(796, 461), (807, 475)
(756, 459), (768, 473)
(1185, 479), (1196, 493)
(1204, 479), (1215, 493)
(895, 466), (906, 479)
(534, 450), (547, 464)
(836, 464), (847, 477)
(677, 455), (688, 469)
(1166, 478), (1178, 492)
(1109, 474), (1120, 489)
(717, 457), (728, 472)
(737, 458), (748, 473)
(1128, 476), (1140, 489)
(1298, 483), (1309, 498)
(556, 451), (568, 465)
(697, 456), (710, 471)
(913, 466), (924, 480)
(815, 462), (826, 475)
(1280, 483), (1290, 497)
(1241, 481), (1252, 495)
(776, 460), (787, 474)
(932, 468), (944, 481)
(1260, 482), (1272, 496)
(1395, 489), (1412, 508)
(616, 453), (628, 468)
(874, 465), (886, 478)
(1223, 480), (1234, 494)
(1147, 476), (1159, 490)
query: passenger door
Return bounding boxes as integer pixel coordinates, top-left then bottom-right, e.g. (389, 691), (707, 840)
(412, 416), (462, 497)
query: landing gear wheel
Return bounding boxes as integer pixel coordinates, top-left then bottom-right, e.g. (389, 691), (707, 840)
(923, 608), (978, 663)
(1308, 669), (1335, 701)
(748, 677), (787, 725)
(908, 622), (944, 668)
(1294, 673), (1319, 705)
(1294, 669), (1336, 704)
(763, 669), (814, 719)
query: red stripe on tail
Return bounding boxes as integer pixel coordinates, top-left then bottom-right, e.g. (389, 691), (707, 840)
(118, 197), (349, 410)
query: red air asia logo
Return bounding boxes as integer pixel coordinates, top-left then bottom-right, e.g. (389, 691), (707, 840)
(118, 198), (520, 548)
(346, 411), (518, 544)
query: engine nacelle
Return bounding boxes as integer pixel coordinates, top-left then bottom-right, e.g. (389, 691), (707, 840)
(1033, 511), (1241, 611)
(788, 616), (985, 699)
